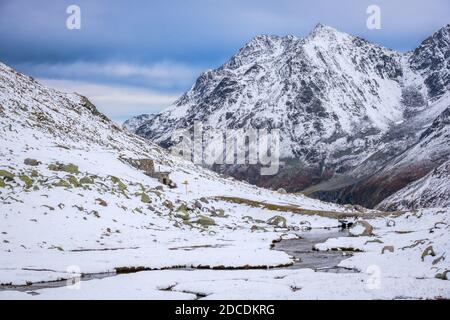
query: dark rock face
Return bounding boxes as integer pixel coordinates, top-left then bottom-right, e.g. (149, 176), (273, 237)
(134, 24), (450, 208)
(410, 24), (450, 101)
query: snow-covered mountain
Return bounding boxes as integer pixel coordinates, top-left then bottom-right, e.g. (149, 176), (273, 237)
(1, 61), (449, 299)
(122, 113), (155, 132)
(135, 24), (450, 208)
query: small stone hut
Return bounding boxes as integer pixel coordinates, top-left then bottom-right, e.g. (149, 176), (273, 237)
(124, 158), (177, 188)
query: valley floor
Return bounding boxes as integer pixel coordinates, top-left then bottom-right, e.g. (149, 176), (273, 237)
(1, 193), (449, 299)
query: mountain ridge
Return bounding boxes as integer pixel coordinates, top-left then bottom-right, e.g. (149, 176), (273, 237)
(131, 23), (450, 208)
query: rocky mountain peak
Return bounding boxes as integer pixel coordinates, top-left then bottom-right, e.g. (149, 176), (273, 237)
(123, 113), (155, 132)
(305, 23), (354, 46)
(308, 23), (343, 37)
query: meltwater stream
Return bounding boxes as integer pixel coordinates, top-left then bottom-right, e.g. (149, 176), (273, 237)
(273, 229), (356, 272)
(0, 229), (355, 293)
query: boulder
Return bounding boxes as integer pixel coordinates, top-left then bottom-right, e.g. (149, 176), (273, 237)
(349, 220), (373, 237)
(267, 215), (287, 228)
(24, 158), (41, 166)
(192, 215), (216, 227)
(381, 246), (394, 254)
(421, 246), (436, 261)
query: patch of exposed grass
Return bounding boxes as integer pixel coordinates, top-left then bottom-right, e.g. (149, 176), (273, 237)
(0, 170), (15, 181)
(140, 193), (151, 204)
(111, 176), (127, 192)
(79, 176), (95, 184)
(48, 163), (79, 174)
(213, 196), (390, 219)
(19, 175), (33, 189)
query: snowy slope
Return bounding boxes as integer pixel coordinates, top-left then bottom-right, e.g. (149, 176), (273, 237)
(378, 160), (450, 210)
(376, 105), (450, 211)
(320, 101), (450, 208)
(135, 24), (450, 205)
(0, 60), (355, 283)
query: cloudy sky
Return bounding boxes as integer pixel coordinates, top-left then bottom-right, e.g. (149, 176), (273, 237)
(0, 0), (449, 122)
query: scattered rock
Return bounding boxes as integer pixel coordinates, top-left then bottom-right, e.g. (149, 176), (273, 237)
(251, 225), (267, 232)
(277, 188), (287, 194)
(299, 220), (312, 231)
(386, 220), (396, 227)
(95, 198), (108, 207)
(267, 215), (287, 228)
(175, 204), (190, 220)
(163, 200), (174, 210)
(365, 239), (383, 245)
(381, 246), (395, 254)
(421, 246), (436, 261)
(349, 220), (373, 237)
(199, 197), (209, 204)
(24, 158), (41, 166)
(90, 210), (101, 218)
(192, 215), (216, 227)
(176, 203), (189, 213)
(435, 270), (449, 281)
(48, 163), (79, 174)
(193, 200), (203, 210)
(211, 208), (228, 218)
(0, 170), (15, 181)
(433, 255), (445, 265)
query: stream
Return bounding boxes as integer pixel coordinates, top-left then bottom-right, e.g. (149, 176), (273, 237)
(0, 229), (355, 293)
(273, 229), (356, 272)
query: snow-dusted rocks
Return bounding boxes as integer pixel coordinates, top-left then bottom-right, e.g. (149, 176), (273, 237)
(349, 221), (374, 237)
(122, 114), (155, 132)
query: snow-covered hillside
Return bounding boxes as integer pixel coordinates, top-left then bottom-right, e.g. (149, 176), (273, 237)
(324, 101), (450, 208)
(378, 160), (450, 211)
(0, 62), (449, 299)
(134, 24), (450, 208)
